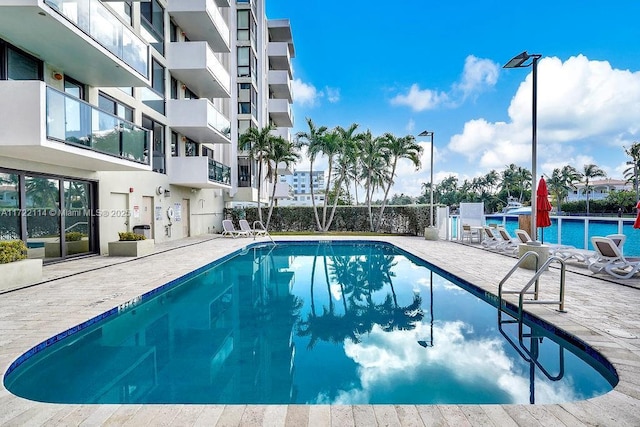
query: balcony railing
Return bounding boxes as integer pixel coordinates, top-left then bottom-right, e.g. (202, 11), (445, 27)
(44, 0), (148, 77)
(208, 159), (231, 185)
(46, 87), (149, 164)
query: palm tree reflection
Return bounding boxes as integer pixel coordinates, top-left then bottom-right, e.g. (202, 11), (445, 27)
(298, 244), (428, 349)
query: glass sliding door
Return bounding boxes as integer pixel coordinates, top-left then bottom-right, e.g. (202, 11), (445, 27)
(25, 176), (61, 260)
(63, 180), (91, 256)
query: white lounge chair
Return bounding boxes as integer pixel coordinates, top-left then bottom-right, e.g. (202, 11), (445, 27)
(496, 227), (519, 253)
(481, 226), (503, 250)
(222, 219), (250, 238)
(588, 236), (640, 279)
(239, 219), (269, 238)
(514, 228), (592, 263)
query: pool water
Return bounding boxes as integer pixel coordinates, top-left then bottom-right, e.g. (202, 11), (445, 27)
(3, 241), (616, 404)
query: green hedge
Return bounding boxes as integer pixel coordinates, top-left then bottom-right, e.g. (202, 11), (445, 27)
(224, 205), (433, 235)
(118, 231), (146, 241)
(0, 240), (27, 264)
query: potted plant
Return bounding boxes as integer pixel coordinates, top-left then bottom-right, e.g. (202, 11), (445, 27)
(108, 231), (155, 257)
(0, 240), (42, 292)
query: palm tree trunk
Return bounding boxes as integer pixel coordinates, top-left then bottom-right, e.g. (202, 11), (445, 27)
(309, 162), (322, 231)
(375, 161), (397, 232)
(321, 162), (333, 231)
(265, 177), (278, 229)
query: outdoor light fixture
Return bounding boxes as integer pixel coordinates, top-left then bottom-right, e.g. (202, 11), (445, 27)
(418, 130), (435, 228)
(503, 51), (542, 240)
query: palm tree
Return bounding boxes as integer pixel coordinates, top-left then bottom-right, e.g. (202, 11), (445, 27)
(359, 131), (388, 231)
(239, 125), (275, 223)
(581, 164), (607, 215)
(264, 136), (300, 229)
(295, 118), (328, 231)
(624, 142), (640, 202)
(375, 133), (423, 231)
(324, 123), (361, 231)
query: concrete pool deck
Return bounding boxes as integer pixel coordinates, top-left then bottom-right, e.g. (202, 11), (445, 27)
(1, 235), (639, 426)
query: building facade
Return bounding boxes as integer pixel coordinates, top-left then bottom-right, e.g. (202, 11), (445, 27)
(0, 0), (294, 261)
(278, 170), (325, 206)
(566, 179), (631, 202)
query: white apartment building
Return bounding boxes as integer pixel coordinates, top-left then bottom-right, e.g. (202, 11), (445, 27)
(278, 170), (325, 206)
(566, 179), (631, 202)
(0, 0), (294, 261)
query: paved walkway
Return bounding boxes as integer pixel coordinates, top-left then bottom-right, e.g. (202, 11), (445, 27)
(1, 235), (639, 426)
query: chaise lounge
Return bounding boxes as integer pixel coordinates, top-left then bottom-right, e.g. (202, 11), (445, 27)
(588, 236), (640, 279)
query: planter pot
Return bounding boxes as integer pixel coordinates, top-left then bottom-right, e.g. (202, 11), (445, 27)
(108, 239), (155, 257)
(44, 239), (89, 257)
(0, 259), (43, 293)
(424, 226), (439, 241)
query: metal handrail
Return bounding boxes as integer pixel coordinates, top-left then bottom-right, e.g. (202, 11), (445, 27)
(498, 252), (567, 324)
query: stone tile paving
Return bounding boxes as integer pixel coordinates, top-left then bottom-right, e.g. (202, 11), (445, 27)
(0, 235), (639, 426)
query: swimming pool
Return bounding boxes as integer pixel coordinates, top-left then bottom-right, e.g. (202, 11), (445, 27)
(3, 241), (616, 404)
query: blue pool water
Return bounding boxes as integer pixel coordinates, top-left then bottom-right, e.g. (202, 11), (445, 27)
(3, 241), (616, 404)
(484, 216), (640, 256)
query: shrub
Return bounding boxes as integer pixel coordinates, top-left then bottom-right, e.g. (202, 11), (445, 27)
(0, 240), (27, 264)
(65, 231), (85, 241)
(118, 231), (146, 241)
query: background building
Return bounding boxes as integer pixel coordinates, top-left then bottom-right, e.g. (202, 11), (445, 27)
(278, 170), (326, 206)
(0, 0), (294, 261)
(566, 179), (631, 202)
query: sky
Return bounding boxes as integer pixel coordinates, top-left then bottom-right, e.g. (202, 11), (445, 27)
(265, 1), (640, 200)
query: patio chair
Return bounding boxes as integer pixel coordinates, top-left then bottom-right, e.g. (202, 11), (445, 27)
(221, 219), (250, 238)
(239, 219), (269, 238)
(461, 224), (481, 243)
(588, 236), (640, 279)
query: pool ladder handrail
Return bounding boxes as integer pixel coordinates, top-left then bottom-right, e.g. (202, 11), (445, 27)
(253, 220), (276, 245)
(498, 251), (567, 326)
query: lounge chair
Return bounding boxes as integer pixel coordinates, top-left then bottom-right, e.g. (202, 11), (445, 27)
(496, 228), (519, 253)
(588, 236), (640, 279)
(481, 226), (503, 250)
(222, 219), (250, 238)
(514, 228), (591, 263)
(239, 219), (269, 238)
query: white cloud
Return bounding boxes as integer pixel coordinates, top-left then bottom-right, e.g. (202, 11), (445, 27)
(325, 86), (340, 103)
(449, 55), (640, 175)
(390, 55), (499, 112)
(390, 84), (449, 112)
(292, 78), (318, 107)
(454, 55), (500, 100)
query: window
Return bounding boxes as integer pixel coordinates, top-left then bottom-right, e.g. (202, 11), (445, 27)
(64, 77), (86, 101)
(142, 115), (165, 174)
(98, 92), (133, 122)
(237, 47), (250, 77)
(0, 40), (42, 81)
(141, 0), (165, 54)
(171, 132), (178, 157)
(185, 139), (198, 157)
(141, 58), (165, 114)
(237, 10), (249, 41)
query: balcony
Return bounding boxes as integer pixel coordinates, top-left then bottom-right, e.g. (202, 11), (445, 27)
(0, 81), (150, 171)
(232, 187), (259, 204)
(268, 70), (293, 102)
(167, 42), (231, 99)
(268, 42), (293, 75)
(167, 0), (230, 53)
(167, 99), (231, 148)
(271, 127), (291, 141)
(169, 157), (231, 189)
(0, 0), (149, 87)
(268, 99), (293, 127)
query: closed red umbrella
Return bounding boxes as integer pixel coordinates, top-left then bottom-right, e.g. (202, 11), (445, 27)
(536, 177), (552, 242)
(634, 200), (640, 229)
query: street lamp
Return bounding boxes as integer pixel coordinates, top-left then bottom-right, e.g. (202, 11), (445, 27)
(418, 130), (435, 228)
(503, 51), (542, 240)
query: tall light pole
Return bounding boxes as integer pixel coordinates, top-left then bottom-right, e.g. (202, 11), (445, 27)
(419, 130), (435, 227)
(504, 51), (542, 240)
